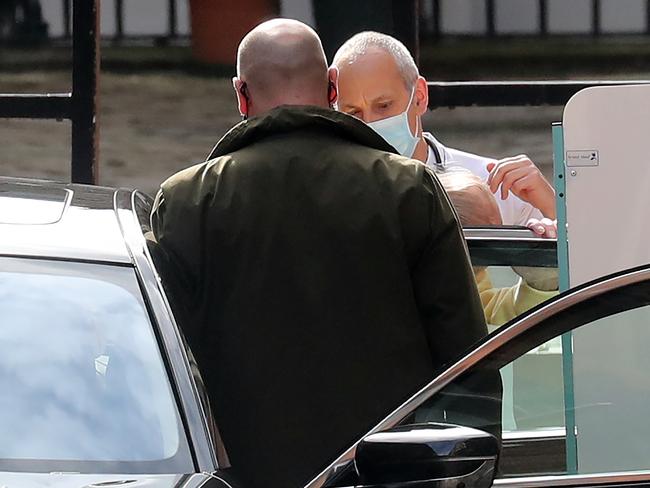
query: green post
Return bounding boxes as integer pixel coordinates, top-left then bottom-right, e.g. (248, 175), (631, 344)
(553, 122), (577, 474)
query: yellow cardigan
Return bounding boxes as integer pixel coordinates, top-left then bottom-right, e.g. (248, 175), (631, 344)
(475, 268), (557, 328)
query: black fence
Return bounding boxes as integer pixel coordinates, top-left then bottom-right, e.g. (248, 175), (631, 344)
(427, 80), (650, 108)
(0, 0), (99, 184)
(81, 0), (650, 43)
(422, 0), (650, 39)
(57, 0), (183, 43)
(5, 0), (650, 46)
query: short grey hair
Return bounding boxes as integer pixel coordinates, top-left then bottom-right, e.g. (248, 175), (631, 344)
(332, 31), (419, 90)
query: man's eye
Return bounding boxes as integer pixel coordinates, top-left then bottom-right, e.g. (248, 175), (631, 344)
(377, 101), (392, 110)
(346, 110), (361, 118)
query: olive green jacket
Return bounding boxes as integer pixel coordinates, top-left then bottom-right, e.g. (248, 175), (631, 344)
(151, 106), (491, 488)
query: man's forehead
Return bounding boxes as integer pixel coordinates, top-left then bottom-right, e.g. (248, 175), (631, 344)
(339, 48), (400, 77)
(338, 51), (407, 102)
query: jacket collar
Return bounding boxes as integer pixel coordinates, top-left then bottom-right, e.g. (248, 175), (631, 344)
(207, 105), (395, 160)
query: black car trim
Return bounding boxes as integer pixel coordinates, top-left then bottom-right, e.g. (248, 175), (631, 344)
(131, 261), (201, 470)
(500, 430), (567, 477)
(464, 227), (557, 268)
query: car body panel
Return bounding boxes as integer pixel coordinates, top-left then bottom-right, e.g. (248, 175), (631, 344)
(0, 178), (131, 263)
(0, 472), (232, 488)
(0, 178), (219, 478)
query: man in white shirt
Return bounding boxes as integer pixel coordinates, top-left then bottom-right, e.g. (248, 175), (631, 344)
(332, 31), (556, 235)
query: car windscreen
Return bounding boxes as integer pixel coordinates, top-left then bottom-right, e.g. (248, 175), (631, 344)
(0, 257), (193, 474)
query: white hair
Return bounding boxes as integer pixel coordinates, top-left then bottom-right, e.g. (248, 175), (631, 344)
(436, 168), (502, 227)
(332, 31), (419, 90)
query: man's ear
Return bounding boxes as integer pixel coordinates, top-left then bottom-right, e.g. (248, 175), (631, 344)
(327, 66), (339, 108)
(414, 76), (428, 116)
(232, 77), (249, 118)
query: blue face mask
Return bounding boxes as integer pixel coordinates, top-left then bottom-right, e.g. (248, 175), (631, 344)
(367, 88), (420, 158)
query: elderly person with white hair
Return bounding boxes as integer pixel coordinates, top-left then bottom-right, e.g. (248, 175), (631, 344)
(332, 31), (557, 236)
(437, 168), (558, 328)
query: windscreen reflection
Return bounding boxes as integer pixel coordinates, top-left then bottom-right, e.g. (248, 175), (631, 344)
(0, 259), (183, 465)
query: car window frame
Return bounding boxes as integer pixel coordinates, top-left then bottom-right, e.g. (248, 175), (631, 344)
(307, 263), (650, 488)
(464, 226), (557, 268)
(462, 227), (561, 477)
(116, 189), (223, 473)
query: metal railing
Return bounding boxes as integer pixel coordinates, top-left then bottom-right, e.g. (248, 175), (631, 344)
(60, 0), (183, 43)
(0, 0), (99, 184)
(423, 0), (650, 39)
(7, 1), (650, 45)
(427, 80), (650, 108)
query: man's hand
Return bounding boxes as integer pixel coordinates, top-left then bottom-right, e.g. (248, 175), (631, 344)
(486, 155), (556, 219)
(527, 217), (557, 239)
(523, 218), (559, 290)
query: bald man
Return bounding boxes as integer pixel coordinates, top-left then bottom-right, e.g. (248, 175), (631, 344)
(151, 19), (493, 488)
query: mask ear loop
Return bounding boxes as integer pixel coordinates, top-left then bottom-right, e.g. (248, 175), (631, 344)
(412, 111), (420, 139)
(406, 86), (419, 138)
(407, 85), (416, 107)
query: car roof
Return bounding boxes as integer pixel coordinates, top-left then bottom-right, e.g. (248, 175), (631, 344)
(0, 177), (133, 264)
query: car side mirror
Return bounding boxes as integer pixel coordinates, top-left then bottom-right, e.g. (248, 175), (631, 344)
(355, 423), (498, 488)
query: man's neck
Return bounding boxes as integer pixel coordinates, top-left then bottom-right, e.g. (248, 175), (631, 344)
(412, 136), (428, 163)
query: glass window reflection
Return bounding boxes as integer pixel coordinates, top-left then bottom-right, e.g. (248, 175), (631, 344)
(0, 258), (191, 472)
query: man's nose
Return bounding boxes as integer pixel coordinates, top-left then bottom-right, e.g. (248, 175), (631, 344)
(348, 109), (372, 123)
(365, 113), (386, 124)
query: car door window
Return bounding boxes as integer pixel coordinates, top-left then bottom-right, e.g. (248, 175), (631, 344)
(411, 269), (650, 480)
(465, 228), (559, 330)
(465, 228), (562, 449)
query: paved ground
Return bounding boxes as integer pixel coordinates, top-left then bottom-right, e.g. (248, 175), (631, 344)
(0, 70), (567, 195)
(1, 71), (240, 195)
